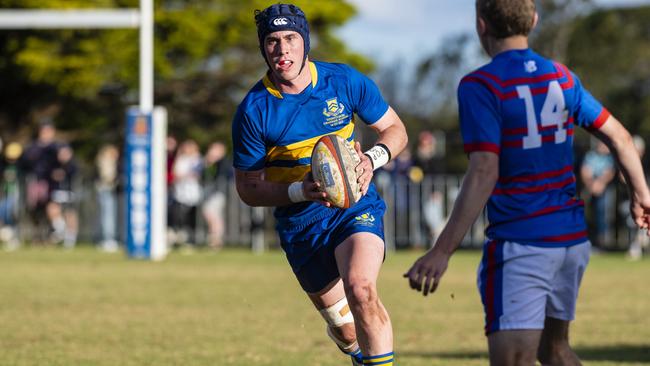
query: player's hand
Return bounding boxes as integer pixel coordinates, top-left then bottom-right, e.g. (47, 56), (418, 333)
(303, 172), (331, 207)
(630, 194), (650, 235)
(354, 142), (373, 196)
(403, 249), (450, 296)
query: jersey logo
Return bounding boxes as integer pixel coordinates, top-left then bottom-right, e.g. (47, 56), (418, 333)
(524, 60), (537, 73)
(273, 17), (288, 26)
(354, 213), (375, 226)
(324, 98), (345, 116)
(322, 98), (349, 127)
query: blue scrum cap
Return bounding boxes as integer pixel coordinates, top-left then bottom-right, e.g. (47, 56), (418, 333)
(255, 3), (311, 61)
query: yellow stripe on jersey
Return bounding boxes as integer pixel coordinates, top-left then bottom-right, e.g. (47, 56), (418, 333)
(262, 62), (319, 99)
(265, 165), (311, 184)
(309, 61), (318, 88)
(266, 122), (355, 163)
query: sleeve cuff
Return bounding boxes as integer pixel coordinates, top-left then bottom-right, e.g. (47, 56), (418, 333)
(464, 142), (500, 155)
(591, 108), (611, 130)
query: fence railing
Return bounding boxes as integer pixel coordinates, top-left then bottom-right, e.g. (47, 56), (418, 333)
(0, 175), (636, 251)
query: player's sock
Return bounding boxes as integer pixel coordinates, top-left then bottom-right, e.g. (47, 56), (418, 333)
(348, 347), (363, 365)
(362, 351), (394, 365)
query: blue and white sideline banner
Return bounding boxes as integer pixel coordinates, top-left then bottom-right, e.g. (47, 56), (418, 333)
(125, 106), (167, 260)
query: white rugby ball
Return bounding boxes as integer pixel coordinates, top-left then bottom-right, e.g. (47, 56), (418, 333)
(311, 135), (362, 209)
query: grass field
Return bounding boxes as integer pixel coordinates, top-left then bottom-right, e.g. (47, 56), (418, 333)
(0, 247), (648, 366)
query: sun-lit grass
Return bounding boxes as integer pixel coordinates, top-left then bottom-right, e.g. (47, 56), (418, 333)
(0, 246), (648, 365)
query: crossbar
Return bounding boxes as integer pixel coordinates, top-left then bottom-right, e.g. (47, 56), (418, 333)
(0, 9), (140, 29)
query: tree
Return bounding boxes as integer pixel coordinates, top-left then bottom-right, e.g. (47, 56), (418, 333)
(530, 0), (593, 60)
(565, 6), (650, 137)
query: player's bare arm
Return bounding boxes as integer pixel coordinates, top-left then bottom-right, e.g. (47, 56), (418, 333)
(355, 107), (408, 195)
(591, 116), (650, 231)
(404, 151), (499, 296)
(234, 168), (329, 207)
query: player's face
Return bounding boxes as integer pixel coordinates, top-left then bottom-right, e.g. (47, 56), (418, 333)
(264, 30), (305, 83)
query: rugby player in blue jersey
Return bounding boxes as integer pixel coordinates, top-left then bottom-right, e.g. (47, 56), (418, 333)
(405, 1), (650, 365)
(232, 4), (407, 365)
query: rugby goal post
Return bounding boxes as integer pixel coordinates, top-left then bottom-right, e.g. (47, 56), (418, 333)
(0, 1), (168, 260)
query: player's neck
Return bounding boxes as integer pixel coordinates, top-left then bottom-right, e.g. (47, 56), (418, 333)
(486, 35), (529, 58)
(269, 60), (312, 95)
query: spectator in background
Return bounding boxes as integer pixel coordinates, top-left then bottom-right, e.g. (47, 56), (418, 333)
(20, 121), (60, 243)
(380, 149), (415, 248)
(0, 141), (23, 250)
(48, 145), (79, 248)
(412, 131), (446, 247)
(581, 139), (616, 248)
(413, 130), (445, 176)
(171, 139), (203, 249)
(166, 135), (178, 244)
(95, 144), (120, 253)
(625, 135), (649, 260)
(201, 141), (230, 251)
(0, 136), (3, 171)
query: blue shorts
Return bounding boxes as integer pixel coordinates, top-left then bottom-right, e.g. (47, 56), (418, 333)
(277, 188), (386, 293)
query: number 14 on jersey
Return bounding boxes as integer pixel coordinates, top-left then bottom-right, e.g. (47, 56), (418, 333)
(517, 80), (569, 149)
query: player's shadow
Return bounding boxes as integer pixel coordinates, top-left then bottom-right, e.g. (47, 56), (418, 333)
(399, 344), (650, 363)
(576, 344), (650, 363)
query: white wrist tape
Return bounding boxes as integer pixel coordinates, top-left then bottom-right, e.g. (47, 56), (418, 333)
(364, 144), (391, 170)
(288, 182), (307, 203)
(319, 297), (355, 327)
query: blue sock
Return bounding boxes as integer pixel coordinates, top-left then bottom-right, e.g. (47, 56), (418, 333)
(348, 348), (363, 364)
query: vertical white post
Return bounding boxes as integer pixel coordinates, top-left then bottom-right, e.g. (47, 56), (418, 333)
(151, 106), (168, 260)
(140, 0), (166, 259)
(140, 0), (153, 113)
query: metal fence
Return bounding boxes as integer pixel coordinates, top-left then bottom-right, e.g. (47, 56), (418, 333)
(0, 175), (637, 251)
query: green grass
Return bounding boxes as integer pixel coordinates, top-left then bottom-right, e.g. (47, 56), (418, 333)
(0, 247), (648, 365)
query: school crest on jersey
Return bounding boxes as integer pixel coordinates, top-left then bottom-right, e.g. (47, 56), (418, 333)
(354, 213), (376, 227)
(322, 97), (349, 126)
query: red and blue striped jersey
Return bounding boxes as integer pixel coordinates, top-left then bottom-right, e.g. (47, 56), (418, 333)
(458, 48), (610, 247)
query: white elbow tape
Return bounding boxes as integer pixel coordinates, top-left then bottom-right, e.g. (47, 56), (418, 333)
(319, 297), (355, 327)
(364, 144), (391, 170)
(288, 181), (307, 203)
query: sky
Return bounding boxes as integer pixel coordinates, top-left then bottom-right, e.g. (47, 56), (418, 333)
(335, 0), (650, 66)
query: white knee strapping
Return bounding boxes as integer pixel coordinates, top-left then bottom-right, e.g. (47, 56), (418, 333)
(319, 297), (354, 327)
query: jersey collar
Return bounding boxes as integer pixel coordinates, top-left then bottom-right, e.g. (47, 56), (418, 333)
(262, 61), (318, 99)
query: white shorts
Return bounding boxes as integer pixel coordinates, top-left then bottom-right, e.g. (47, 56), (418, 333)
(477, 240), (591, 334)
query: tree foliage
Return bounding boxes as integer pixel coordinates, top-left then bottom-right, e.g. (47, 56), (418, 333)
(565, 6), (650, 137)
(0, 0), (371, 160)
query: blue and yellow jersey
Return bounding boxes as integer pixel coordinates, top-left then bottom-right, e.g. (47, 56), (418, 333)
(458, 48), (609, 247)
(232, 61), (389, 222)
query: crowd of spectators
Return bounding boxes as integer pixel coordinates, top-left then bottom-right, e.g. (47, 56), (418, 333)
(0, 125), (645, 258)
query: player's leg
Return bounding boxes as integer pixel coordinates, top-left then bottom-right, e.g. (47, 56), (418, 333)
(537, 317), (581, 366)
(335, 232), (394, 365)
(478, 240), (565, 366)
(306, 279), (362, 364)
(538, 241), (591, 365)
(488, 330), (541, 365)
(293, 242), (363, 365)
